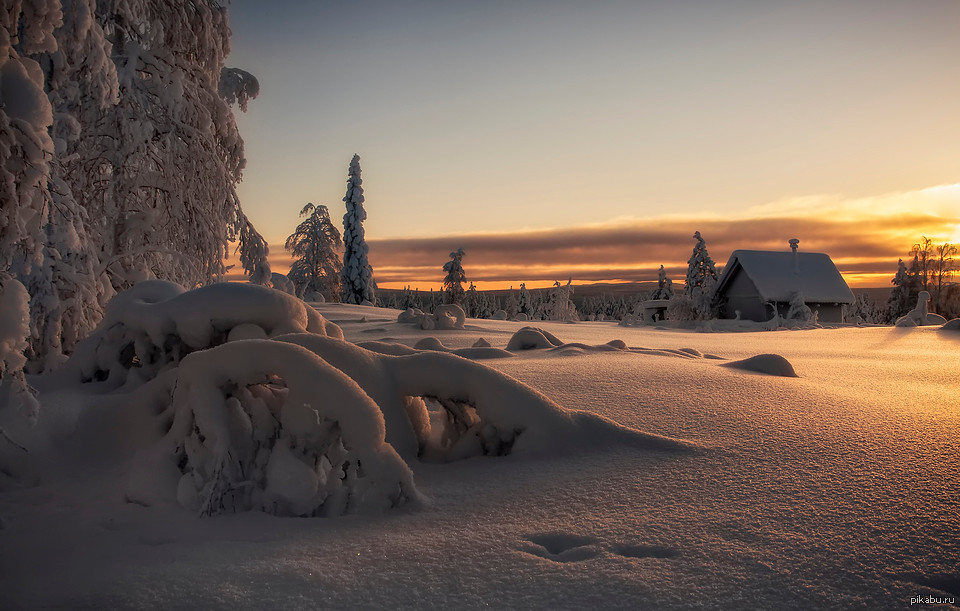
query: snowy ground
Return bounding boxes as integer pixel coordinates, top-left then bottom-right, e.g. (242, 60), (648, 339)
(2, 303), (958, 609)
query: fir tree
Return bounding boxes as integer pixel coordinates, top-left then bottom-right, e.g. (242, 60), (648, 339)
(340, 154), (376, 305)
(286, 203), (343, 301)
(442, 248), (467, 304)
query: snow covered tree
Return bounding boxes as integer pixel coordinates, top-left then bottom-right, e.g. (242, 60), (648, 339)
(886, 258), (916, 322)
(84, 0), (264, 290)
(684, 231), (719, 319)
(286, 203), (343, 301)
(442, 248), (466, 304)
(340, 154), (376, 305)
(505, 288), (519, 319)
(547, 279), (578, 322)
(649, 265), (674, 300)
(518, 283), (530, 316)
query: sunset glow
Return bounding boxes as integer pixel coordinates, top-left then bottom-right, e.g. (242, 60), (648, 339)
(225, 1), (960, 293)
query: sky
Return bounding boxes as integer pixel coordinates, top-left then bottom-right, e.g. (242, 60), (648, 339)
(225, 0), (960, 289)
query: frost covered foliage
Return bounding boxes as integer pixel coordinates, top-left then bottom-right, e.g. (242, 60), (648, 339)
(236, 215), (271, 286)
(442, 248), (466, 304)
(2, 0), (268, 370)
(84, 0), (262, 290)
(0, 0), (107, 371)
(340, 155), (376, 305)
(285, 203), (343, 301)
(0, 275), (39, 441)
(684, 231), (719, 319)
(165, 341), (418, 517)
(218, 67), (259, 112)
(649, 265), (674, 300)
(57, 281), (343, 390)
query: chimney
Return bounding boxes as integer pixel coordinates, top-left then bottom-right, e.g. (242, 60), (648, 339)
(789, 239), (800, 274)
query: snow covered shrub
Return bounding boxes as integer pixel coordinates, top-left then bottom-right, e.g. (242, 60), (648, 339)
(666, 294), (698, 321)
(165, 341), (419, 517)
(396, 305), (465, 330)
(786, 291), (814, 323)
(59, 282), (343, 389)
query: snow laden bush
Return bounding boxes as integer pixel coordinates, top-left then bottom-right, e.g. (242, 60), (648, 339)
(57, 281), (343, 390)
(165, 341), (419, 517)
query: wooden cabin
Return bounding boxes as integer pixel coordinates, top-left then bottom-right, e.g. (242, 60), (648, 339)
(713, 242), (854, 323)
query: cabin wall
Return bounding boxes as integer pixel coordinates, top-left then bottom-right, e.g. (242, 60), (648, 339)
(718, 268), (770, 321)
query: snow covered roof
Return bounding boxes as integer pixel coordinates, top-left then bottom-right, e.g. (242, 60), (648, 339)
(715, 250), (855, 304)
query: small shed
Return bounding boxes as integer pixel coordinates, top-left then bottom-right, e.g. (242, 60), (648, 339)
(713, 241), (854, 323)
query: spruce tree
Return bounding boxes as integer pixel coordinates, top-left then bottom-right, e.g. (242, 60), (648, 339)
(442, 248), (467, 304)
(340, 154), (376, 305)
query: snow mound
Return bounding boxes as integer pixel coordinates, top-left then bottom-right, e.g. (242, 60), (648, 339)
(721, 354), (799, 377)
(507, 328), (630, 355)
(895, 291), (947, 326)
(473, 337), (491, 348)
(412, 337), (514, 360)
(506, 327), (565, 351)
(55, 282), (343, 389)
(940, 319), (960, 331)
(159, 340), (419, 517)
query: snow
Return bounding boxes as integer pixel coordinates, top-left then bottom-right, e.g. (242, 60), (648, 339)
(1, 300), (959, 608)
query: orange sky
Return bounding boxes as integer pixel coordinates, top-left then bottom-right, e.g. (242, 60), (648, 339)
(227, 184), (960, 291)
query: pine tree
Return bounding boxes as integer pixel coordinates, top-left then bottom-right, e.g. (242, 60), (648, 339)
(442, 248), (466, 304)
(340, 154), (376, 305)
(286, 203), (343, 301)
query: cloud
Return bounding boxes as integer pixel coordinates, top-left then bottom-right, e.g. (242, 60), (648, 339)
(241, 185), (959, 289)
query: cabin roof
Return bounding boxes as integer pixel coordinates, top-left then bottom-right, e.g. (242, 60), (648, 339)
(715, 250), (855, 304)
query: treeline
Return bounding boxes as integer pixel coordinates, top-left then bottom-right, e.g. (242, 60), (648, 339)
(849, 237), (958, 324)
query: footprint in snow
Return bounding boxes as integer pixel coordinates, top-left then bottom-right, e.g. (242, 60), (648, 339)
(520, 533), (601, 563)
(611, 543), (679, 559)
(520, 533), (680, 563)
